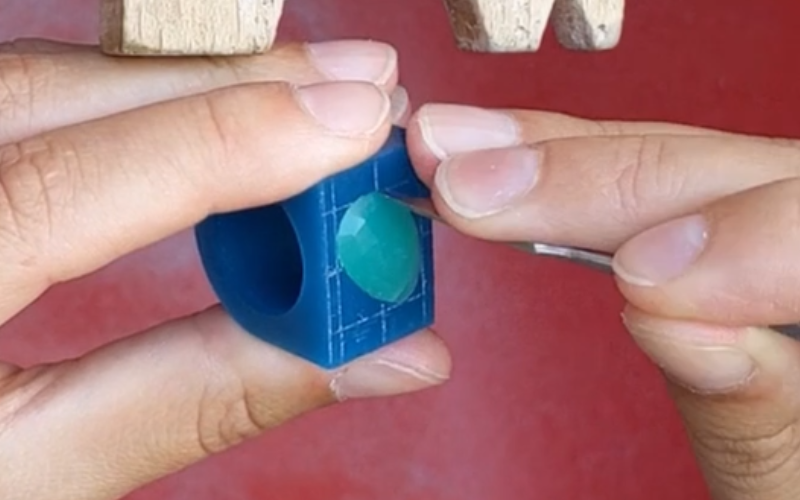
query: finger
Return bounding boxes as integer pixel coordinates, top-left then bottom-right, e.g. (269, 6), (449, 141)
(0, 307), (451, 500)
(0, 80), (392, 323)
(0, 39), (398, 143)
(390, 85), (411, 127)
(406, 104), (741, 184)
(612, 177), (800, 327)
(419, 134), (800, 252)
(622, 307), (800, 500)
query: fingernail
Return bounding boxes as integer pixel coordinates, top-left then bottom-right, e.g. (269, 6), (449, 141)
(613, 214), (708, 286)
(418, 104), (521, 160)
(390, 85), (410, 125)
(434, 147), (540, 218)
(623, 313), (756, 393)
(331, 359), (448, 400)
(295, 82), (389, 137)
(306, 40), (396, 84)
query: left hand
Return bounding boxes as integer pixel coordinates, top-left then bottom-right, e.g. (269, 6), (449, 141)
(0, 40), (447, 500)
(406, 103), (800, 500)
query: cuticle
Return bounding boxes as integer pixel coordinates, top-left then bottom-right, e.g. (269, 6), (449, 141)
(666, 366), (758, 396)
(370, 359), (449, 384)
(291, 83), (390, 139)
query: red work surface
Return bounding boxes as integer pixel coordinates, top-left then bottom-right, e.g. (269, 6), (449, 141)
(2, 1), (798, 499)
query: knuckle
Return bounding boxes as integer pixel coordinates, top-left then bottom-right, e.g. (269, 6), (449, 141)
(192, 82), (291, 171)
(690, 413), (800, 495)
(191, 317), (304, 456)
(603, 136), (682, 223)
(0, 137), (79, 266)
(194, 375), (300, 457)
(0, 51), (54, 125)
(195, 92), (236, 158)
(188, 93), (241, 187)
(195, 82), (283, 148)
(195, 381), (266, 455)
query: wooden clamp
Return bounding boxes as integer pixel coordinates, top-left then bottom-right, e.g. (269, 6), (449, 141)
(99, 0), (623, 56)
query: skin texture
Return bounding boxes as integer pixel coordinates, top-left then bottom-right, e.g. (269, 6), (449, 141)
(0, 40), (450, 500)
(405, 104), (800, 499)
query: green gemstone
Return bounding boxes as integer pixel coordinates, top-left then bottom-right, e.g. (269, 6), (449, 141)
(336, 193), (422, 303)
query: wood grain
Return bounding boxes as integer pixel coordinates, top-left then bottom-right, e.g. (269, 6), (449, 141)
(552, 0), (624, 50)
(442, 0), (556, 52)
(100, 0), (285, 56)
(441, 0), (623, 52)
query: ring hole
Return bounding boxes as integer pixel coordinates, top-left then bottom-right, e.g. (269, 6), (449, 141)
(224, 205), (303, 315)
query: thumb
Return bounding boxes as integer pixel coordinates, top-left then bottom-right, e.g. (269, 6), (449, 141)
(622, 306), (800, 500)
(0, 307), (450, 500)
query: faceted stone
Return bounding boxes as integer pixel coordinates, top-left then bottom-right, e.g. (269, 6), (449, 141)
(336, 193), (422, 303)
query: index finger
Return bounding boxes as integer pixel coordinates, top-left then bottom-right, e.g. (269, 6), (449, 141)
(0, 39), (399, 143)
(0, 79), (393, 324)
(405, 105), (732, 185)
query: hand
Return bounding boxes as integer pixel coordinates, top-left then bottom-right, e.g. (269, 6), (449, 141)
(406, 103), (800, 499)
(0, 40), (449, 500)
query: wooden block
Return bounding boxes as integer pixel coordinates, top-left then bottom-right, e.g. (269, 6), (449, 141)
(441, 0), (624, 52)
(442, 0), (557, 52)
(551, 0), (624, 50)
(100, 0), (286, 56)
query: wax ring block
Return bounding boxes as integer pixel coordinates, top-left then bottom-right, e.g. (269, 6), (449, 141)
(194, 127), (434, 369)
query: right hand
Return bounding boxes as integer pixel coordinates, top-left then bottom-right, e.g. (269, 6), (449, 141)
(405, 101), (800, 500)
(0, 39), (448, 500)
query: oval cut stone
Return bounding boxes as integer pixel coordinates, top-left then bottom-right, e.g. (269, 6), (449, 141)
(336, 193), (422, 303)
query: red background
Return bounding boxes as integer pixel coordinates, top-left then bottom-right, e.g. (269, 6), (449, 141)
(2, 1), (796, 498)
